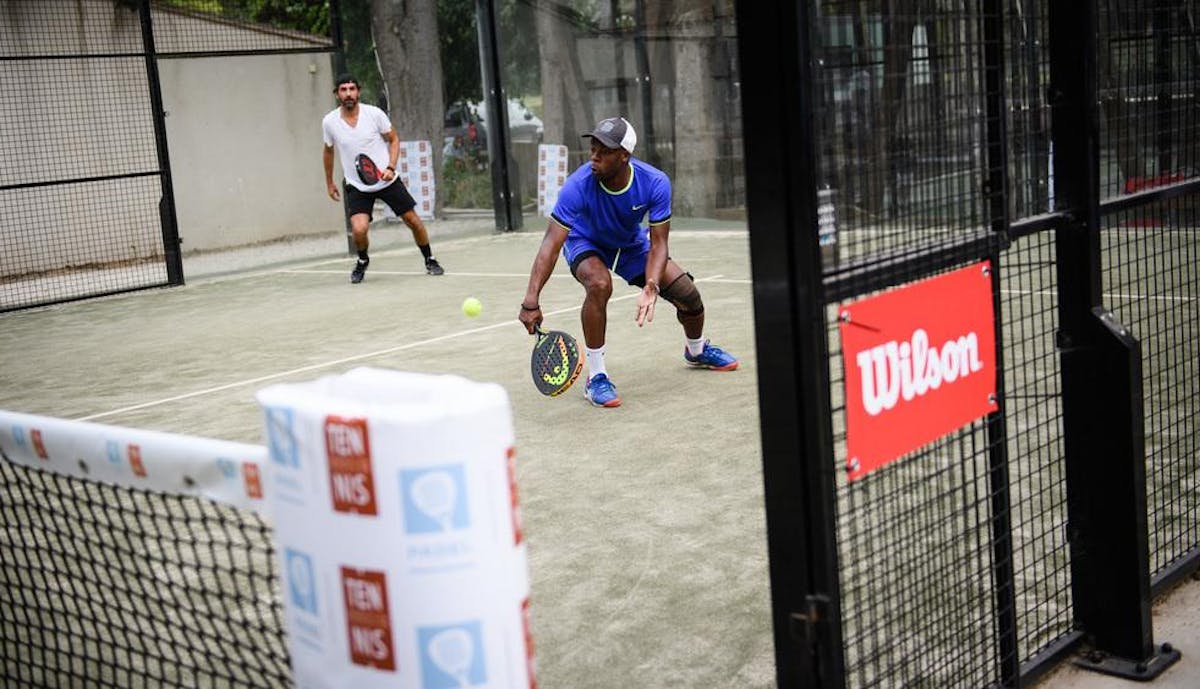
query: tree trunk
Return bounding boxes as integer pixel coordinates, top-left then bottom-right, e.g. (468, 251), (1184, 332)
(670, 1), (717, 217)
(536, 0), (592, 153)
(371, 0), (446, 213)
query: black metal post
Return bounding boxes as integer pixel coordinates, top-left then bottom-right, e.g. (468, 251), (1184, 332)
(734, 1), (843, 687)
(1048, 0), (1179, 679)
(980, 0), (1020, 684)
(138, 0), (183, 285)
(475, 0), (522, 232)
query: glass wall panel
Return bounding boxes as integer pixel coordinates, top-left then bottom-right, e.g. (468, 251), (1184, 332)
(495, 0), (743, 223)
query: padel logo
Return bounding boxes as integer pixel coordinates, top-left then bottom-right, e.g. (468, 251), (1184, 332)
(401, 465), (469, 534)
(400, 465), (474, 572)
(286, 548), (318, 615)
(326, 416), (377, 516)
(106, 440), (123, 466)
(341, 566), (396, 672)
(265, 407), (298, 468)
(9, 425), (30, 456)
(417, 621), (486, 688)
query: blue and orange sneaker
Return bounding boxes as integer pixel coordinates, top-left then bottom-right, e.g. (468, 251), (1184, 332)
(684, 341), (740, 371)
(584, 373), (621, 407)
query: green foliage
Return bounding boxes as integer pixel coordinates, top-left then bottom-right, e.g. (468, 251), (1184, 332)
(158, 0), (330, 35)
(441, 157), (493, 208)
(338, 1), (385, 107)
(437, 0), (482, 105)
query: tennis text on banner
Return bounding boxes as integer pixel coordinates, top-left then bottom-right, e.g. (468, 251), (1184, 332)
(341, 566), (397, 671)
(839, 261), (998, 481)
(325, 415), (378, 515)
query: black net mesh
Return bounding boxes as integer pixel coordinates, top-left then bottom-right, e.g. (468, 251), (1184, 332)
(0, 0), (334, 313)
(0, 459), (289, 689)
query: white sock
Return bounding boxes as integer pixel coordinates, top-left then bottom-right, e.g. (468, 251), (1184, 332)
(585, 345), (607, 380)
(686, 337), (706, 356)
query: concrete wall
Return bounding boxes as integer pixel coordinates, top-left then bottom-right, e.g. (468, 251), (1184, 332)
(0, 0), (342, 280)
(159, 53), (343, 252)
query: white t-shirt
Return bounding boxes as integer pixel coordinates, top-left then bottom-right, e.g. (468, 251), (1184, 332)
(322, 103), (394, 192)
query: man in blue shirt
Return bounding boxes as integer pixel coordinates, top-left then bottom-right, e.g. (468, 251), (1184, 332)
(518, 117), (738, 408)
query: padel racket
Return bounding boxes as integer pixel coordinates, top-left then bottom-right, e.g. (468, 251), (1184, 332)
(355, 153), (381, 184)
(530, 325), (583, 396)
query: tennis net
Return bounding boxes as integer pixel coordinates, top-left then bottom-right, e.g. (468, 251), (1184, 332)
(0, 415), (288, 689)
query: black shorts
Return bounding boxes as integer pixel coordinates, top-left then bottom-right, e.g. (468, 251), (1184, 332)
(343, 180), (416, 218)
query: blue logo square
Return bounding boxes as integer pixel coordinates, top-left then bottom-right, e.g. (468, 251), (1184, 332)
(400, 465), (469, 534)
(105, 439), (122, 465)
(418, 621), (486, 688)
(265, 407), (299, 468)
(285, 548), (317, 615)
(11, 425), (27, 451)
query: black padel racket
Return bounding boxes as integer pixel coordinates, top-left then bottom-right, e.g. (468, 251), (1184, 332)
(530, 325), (583, 397)
(355, 153), (381, 185)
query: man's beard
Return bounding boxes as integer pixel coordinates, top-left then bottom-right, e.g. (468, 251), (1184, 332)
(340, 97), (357, 110)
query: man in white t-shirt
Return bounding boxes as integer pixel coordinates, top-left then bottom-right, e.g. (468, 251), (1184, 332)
(322, 73), (444, 283)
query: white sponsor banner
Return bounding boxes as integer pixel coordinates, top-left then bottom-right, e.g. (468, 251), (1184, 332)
(0, 409), (267, 513)
(256, 368), (535, 689)
(389, 140), (436, 221)
(536, 144), (570, 218)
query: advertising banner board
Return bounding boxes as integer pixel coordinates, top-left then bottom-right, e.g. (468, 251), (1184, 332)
(839, 261), (999, 481)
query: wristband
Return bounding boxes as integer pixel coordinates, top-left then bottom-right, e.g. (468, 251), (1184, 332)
(521, 303), (539, 311)
(386, 165), (396, 171)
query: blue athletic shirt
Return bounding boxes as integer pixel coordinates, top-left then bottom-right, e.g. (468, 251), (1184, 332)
(550, 157), (672, 248)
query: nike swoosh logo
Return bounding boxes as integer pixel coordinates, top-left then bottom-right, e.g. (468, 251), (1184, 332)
(632, 204), (646, 211)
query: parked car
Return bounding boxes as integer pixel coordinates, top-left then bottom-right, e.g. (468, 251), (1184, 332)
(443, 98), (544, 155)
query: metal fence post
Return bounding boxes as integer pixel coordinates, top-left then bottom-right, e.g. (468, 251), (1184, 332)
(735, 1), (843, 687)
(138, 0), (183, 285)
(1048, 0), (1180, 679)
(981, 0), (1021, 683)
(475, 0), (522, 232)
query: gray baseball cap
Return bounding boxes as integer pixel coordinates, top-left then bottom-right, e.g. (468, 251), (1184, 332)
(583, 117), (637, 154)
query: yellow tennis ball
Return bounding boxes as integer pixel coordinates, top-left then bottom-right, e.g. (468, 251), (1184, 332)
(461, 297), (483, 318)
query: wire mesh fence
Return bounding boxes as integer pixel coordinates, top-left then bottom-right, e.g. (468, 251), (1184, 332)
(805, 0), (1199, 686)
(0, 0), (335, 313)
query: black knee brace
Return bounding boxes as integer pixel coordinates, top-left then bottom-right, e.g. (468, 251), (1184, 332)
(660, 272), (704, 316)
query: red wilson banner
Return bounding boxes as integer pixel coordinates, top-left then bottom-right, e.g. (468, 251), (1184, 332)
(839, 261), (998, 481)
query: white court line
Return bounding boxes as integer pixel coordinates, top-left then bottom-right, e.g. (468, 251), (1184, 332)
(75, 275), (725, 422)
(281, 269), (573, 278)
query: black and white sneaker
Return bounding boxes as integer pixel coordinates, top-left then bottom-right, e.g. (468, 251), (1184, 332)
(425, 257), (445, 276)
(350, 258), (369, 284)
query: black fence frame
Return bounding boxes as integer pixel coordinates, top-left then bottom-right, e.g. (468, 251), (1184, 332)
(737, 1), (1199, 688)
(1, 0), (339, 313)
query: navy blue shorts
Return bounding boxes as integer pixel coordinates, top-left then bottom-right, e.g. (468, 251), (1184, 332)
(563, 232), (652, 286)
(343, 179), (416, 218)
